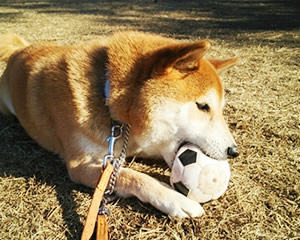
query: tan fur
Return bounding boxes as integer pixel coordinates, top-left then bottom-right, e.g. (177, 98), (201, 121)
(0, 31), (238, 218)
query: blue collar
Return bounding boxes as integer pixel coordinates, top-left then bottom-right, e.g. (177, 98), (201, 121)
(104, 71), (110, 105)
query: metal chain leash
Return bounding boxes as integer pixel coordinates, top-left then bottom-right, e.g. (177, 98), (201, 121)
(106, 123), (130, 195)
(98, 122), (131, 216)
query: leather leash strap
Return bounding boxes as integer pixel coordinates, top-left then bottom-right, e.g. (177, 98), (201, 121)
(81, 163), (114, 240)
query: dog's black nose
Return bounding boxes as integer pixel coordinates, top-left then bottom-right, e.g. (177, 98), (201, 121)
(227, 146), (239, 158)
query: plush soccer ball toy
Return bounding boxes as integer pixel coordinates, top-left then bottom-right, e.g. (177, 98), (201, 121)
(170, 144), (231, 203)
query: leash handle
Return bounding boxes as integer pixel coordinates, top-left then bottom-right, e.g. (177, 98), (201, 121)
(81, 163), (114, 240)
(97, 215), (109, 240)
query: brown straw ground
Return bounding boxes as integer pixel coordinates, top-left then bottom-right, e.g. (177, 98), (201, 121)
(0, 1), (299, 239)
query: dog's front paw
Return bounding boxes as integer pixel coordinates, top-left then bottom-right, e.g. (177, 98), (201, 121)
(116, 168), (205, 218)
(140, 180), (205, 218)
(158, 189), (205, 218)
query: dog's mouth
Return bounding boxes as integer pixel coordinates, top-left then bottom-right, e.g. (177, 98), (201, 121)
(176, 140), (214, 160)
(177, 140), (190, 152)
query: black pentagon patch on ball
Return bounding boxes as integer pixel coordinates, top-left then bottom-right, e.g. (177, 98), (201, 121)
(173, 182), (190, 197)
(179, 149), (197, 166)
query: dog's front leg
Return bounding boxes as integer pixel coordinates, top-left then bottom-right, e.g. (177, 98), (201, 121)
(66, 154), (104, 188)
(115, 168), (205, 218)
(66, 154), (204, 218)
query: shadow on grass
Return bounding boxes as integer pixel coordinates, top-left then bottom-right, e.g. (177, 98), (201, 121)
(2, 0), (300, 39)
(0, 116), (89, 240)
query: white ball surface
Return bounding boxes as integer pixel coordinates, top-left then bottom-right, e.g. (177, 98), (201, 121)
(170, 144), (231, 203)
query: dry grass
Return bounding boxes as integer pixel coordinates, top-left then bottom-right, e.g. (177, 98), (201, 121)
(0, 1), (299, 239)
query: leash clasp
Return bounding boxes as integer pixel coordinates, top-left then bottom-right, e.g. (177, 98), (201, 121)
(103, 123), (123, 169)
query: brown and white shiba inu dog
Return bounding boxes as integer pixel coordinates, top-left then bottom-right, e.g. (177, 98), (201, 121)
(0, 31), (239, 218)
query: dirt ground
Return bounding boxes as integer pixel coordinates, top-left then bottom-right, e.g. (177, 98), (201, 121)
(0, 0), (299, 239)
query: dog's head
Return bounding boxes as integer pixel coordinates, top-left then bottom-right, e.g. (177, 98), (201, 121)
(108, 36), (238, 166)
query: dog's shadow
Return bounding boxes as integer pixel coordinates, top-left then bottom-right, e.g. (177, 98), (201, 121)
(0, 116), (170, 239)
(0, 116), (92, 240)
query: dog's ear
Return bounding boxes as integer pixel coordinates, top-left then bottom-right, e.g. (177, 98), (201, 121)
(208, 58), (238, 73)
(149, 40), (210, 76)
(171, 40), (211, 72)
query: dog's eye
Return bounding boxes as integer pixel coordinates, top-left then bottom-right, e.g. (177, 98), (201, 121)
(196, 102), (210, 112)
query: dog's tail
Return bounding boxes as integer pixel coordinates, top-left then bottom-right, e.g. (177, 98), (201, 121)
(0, 33), (29, 63)
(0, 33), (28, 115)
